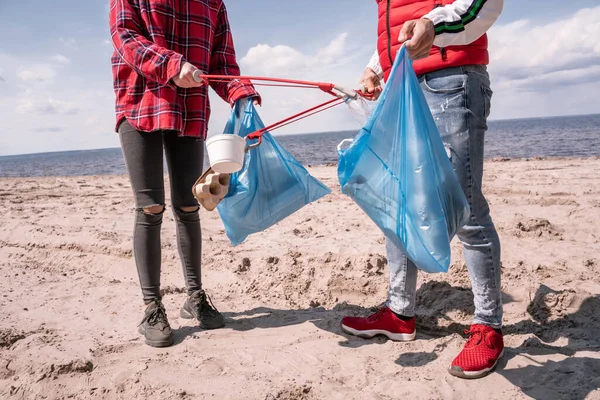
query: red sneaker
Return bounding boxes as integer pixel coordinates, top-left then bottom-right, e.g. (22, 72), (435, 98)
(448, 324), (504, 379)
(341, 306), (416, 341)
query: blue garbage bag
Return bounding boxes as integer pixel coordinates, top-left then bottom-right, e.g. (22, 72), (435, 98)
(217, 98), (331, 246)
(337, 45), (470, 273)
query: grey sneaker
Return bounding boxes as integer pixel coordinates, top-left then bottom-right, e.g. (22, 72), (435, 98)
(138, 300), (174, 347)
(180, 290), (225, 329)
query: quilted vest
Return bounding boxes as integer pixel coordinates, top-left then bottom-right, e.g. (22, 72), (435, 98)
(376, 0), (489, 80)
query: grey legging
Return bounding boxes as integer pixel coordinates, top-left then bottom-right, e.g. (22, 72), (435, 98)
(118, 119), (204, 303)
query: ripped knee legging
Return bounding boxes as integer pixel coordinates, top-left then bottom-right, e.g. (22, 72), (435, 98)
(118, 119), (204, 303)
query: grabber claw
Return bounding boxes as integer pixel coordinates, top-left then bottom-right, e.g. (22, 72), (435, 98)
(332, 85), (359, 100)
(244, 130), (264, 152)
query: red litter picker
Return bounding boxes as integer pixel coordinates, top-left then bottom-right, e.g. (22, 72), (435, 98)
(192, 70), (373, 173)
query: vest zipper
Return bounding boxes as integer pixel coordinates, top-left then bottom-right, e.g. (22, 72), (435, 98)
(386, 0), (393, 67)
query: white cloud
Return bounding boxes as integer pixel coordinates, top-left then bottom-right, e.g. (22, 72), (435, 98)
(16, 54), (70, 84)
(60, 37), (79, 51)
(214, 11), (600, 136)
(497, 65), (600, 93)
(35, 126), (64, 133)
(50, 54), (70, 64)
(3, 5), (600, 156)
(485, 6), (600, 119)
(1, 85), (115, 155)
(488, 6), (600, 90)
(240, 33), (359, 80)
(17, 64), (58, 83)
(0, 48), (116, 156)
(316, 32), (349, 64)
(241, 44), (308, 77)
(210, 33), (371, 138)
(16, 94), (80, 115)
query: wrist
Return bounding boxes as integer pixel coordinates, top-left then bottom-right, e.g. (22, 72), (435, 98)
(167, 55), (185, 87)
(420, 15), (437, 35)
(421, 17), (434, 27)
(366, 64), (384, 80)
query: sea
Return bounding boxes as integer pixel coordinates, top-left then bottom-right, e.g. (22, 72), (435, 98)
(1, 114), (599, 178)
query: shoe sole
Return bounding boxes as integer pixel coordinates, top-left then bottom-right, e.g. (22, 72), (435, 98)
(180, 308), (225, 330)
(144, 338), (174, 348)
(447, 349), (505, 379)
(341, 324), (416, 341)
(138, 327), (174, 348)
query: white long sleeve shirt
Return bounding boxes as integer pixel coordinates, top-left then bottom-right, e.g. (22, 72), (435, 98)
(367, 0), (504, 79)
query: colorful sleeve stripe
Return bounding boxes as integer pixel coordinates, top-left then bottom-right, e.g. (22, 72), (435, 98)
(434, 0), (488, 35)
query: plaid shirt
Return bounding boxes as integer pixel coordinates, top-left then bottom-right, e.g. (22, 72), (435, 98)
(109, 0), (259, 139)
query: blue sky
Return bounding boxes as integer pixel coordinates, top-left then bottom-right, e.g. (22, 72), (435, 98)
(0, 0), (599, 155)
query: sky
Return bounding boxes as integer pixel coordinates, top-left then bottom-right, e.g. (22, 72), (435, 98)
(0, 0), (599, 156)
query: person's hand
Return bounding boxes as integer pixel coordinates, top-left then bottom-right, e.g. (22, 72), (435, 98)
(172, 61), (205, 88)
(398, 18), (435, 60)
(359, 68), (383, 101)
(243, 95), (261, 107)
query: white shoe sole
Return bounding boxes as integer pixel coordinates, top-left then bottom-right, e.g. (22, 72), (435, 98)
(341, 324), (416, 341)
(448, 349), (505, 379)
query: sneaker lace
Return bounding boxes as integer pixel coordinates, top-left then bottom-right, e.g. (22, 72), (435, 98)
(196, 291), (220, 316)
(366, 307), (388, 322)
(144, 303), (168, 327)
(464, 327), (494, 349)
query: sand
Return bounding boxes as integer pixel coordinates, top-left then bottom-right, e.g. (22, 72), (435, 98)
(1, 157), (600, 400)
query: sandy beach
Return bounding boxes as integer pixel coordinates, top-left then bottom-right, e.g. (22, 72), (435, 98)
(1, 157), (600, 400)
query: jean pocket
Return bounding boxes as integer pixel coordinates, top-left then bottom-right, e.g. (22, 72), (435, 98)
(422, 73), (467, 94)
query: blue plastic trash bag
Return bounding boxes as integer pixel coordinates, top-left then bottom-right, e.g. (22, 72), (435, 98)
(337, 45), (470, 273)
(217, 98), (331, 246)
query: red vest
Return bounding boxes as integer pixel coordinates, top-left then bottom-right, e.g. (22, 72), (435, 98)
(377, 0), (489, 80)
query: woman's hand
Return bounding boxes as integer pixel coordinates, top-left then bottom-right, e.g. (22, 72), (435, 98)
(172, 62), (205, 88)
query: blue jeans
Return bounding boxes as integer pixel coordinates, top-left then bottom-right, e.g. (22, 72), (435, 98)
(386, 65), (503, 328)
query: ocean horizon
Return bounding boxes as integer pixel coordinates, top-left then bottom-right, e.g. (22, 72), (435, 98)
(1, 113), (599, 178)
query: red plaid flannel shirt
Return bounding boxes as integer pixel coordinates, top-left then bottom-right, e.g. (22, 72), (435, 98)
(109, 0), (259, 139)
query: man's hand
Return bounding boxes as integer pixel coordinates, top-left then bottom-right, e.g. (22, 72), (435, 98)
(172, 62), (205, 88)
(359, 68), (383, 101)
(398, 18), (435, 60)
